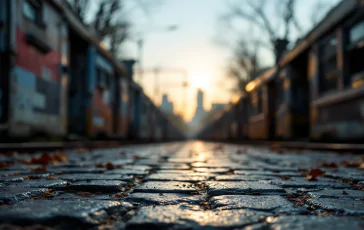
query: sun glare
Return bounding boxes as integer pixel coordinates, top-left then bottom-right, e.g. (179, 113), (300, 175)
(189, 72), (211, 89)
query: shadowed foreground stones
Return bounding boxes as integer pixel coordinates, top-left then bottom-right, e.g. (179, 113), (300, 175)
(210, 195), (298, 213)
(57, 174), (133, 182)
(235, 170), (303, 177)
(133, 182), (197, 194)
(125, 193), (204, 205)
(68, 180), (129, 193)
(53, 192), (121, 200)
(104, 169), (148, 176)
(145, 173), (208, 182)
(214, 175), (277, 181)
(0, 200), (132, 227)
(266, 179), (351, 189)
(268, 216), (364, 230)
(49, 167), (105, 174)
(306, 198), (364, 215)
(126, 205), (268, 230)
(206, 182), (286, 196)
(1, 142), (364, 229)
(0, 187), (48, 204)
(307, 189), (364, 199)
(6, 180), (69, 189)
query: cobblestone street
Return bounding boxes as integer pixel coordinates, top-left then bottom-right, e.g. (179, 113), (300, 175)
(1, 141), (364, 229)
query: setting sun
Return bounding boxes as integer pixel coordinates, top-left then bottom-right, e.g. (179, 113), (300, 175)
(189, 72), (211, 90)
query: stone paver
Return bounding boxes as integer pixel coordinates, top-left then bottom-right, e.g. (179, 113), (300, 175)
(145, 173), (208, 182)
(0, 187), (48, 204)
(126, 204), (268, 230)
(125, 193), (204, 205)
(214, 175), (277, 181)
(68, 180), (129, 193)
(210, 195), (299, 213)
(57, 173), (133, 182)
(235, 170), (304, 177)
(308, 189), (364, 199)
(6, 180), (69, 189)
(264, 178), (352, 189)
(1, 141), (363, 229)
(133, 181), (197, 194)
(0, 200), (131, 228)
(306, 198), (364, 215)
(53, 192), (121, 200)
(49, 167), (105, 174)
(267, 216), (364, 230)
(103, 169), (148, 176)
(206, 182), (286, 196)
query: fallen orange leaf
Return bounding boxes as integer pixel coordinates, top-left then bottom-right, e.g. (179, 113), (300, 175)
(305, 168), (325, 181)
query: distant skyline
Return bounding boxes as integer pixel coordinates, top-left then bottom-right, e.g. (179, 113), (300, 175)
(89, 0), (341, 122)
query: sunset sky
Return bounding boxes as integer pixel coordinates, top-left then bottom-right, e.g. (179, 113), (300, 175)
(90, 0), (340, 122)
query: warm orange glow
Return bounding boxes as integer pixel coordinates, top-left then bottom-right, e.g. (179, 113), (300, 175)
(231, 94), (242, 104)
(245, 81), (256, 92)
(99, 42), (106, 50)
(195, 153), (206, 162)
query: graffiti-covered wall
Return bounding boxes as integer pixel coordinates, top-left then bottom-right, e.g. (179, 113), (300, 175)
(9, 0), (68, 136)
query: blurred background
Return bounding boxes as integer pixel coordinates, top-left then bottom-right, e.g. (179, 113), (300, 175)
(71, 0), (339, 136)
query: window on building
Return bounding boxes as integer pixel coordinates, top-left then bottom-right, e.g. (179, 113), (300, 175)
(23, 0), (41, 25)
(96, 68), (112, 104)
(96, 68), (110, 89)
(350, 20), (364, 44)
(319, 33), (338, 94)
(346, 19), (364, 87)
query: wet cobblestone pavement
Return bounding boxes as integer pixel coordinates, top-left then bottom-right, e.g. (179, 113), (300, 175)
(0, 141), (364, 229)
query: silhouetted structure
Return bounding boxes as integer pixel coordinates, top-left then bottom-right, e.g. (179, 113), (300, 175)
(190, 89), (206, 127)
(160, 94), (174, 115)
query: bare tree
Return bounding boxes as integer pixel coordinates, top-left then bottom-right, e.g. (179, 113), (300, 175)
(67, 0), (161, 57)
(227, 38), (266, 95)
(109, 22), (130, 56)
(310, 0), (333, 26)
(221, 0), (339, 94)
(68, 0), (89, 21)
(92, 0), (130, 56)
(227, 0), (303, 63)
(224, 0), (340, 59)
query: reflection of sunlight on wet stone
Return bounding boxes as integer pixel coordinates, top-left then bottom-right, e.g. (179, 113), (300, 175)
(195, 153), (207, 162)
(2, 141), (364, 229)
(191, 162), (206, 168)
(126, 205), (269, 229)
(266, 216), (279, 223)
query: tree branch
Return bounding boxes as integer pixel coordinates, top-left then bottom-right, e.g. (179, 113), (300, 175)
(247, 0), (276, 41)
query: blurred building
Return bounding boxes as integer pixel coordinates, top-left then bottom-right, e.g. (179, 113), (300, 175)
(160, 94), (174, 115)
(197, 89), (204, 109)
(211, 103), (226, 111)
(190, 89), (206, 128)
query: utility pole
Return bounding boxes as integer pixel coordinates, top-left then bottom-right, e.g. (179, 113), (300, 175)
(137, 39), (144, 83)
(154, 67), (160, 104)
